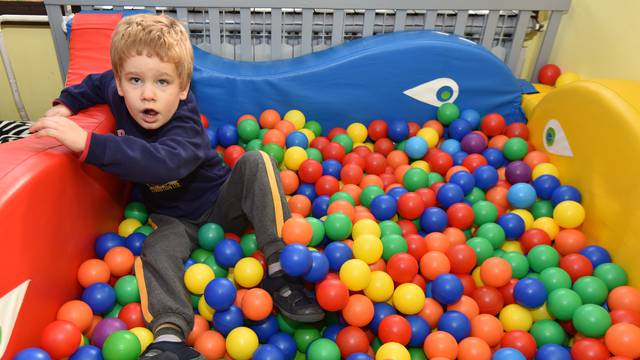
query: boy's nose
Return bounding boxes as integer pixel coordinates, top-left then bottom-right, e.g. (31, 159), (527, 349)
(141, 85), (156, 101)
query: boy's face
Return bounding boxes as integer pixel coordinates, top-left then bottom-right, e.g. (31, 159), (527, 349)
(115, 54), (189, 130)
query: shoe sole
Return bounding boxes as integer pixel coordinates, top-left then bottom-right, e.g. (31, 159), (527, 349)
(278, 308), (326, 323)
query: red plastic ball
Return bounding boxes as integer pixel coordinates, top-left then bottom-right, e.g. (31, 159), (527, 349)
(446, 244), (477, 275)
(336, 326), (370, 358)
(519, 229), (552, 254)
(368, 119), (388, 141)
(352, 145), (372, 158)
(446, 203), (474, 229)
(538, 64), (562, 86)
(505, 123), (530, 140)
(407, 122), (421, 137)
(315, 175), (340, 196)
(405, 234), (428, 261)
(378, 315), (412, 345)
(365, 153), (388, 175)
(397, 192), (426, 220)
(298, 159), (323, 183)
(499, 279), (518, 305)
(571, 338), (610, 360)
(386, 253), (419, 284)
(610, 309), (640, 327)
(397, 219), (418, 236)
(416, 188), (437, 208)
(41, 320), (82, 359)
(471, 286), (504, 316)
(426, 149), (453, 175)
(456, 273), (477, 296)
(461, 154), (488, 173)
(322, 142), (346, 162)
(316, 278), (349, 311)
(327, 127), (347, 141)
(343, 152), (366, 168)
(373, 138), (395, 157)
(340, 164), (364, 185)
(223, 145), (246, 168)
(118, 302), (145, 329)
(559, 253), (594, 282)
(501, 330), (537, 360)
(480, 113), (506, 137)
(310, 136), (330, 151)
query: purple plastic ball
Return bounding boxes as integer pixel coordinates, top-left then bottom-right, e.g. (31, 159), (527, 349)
(91, 317), (127, 348)
(460, 133), (487, 154)
(505, 160), (532, 184)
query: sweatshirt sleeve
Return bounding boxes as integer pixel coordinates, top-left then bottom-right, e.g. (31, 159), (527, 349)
(83, 121), (210, 184)
(54, 71), (114, 114)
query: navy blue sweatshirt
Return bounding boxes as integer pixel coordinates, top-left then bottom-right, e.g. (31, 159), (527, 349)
(56, 70), (230, 221)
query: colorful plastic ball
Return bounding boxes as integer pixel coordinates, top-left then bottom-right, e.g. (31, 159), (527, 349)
(77, 259), (111, 288)
(552, 200), (585, 228)
(324, 241), (352, 272)
(302, 251), (329, 283)
(335, 326), (369, 358)
(532, 175), (561, 200)
(376, 342), (411, 360)
(529, 320), (566, 347)
(95, 232), (125, 259)
(405, 136), (429, 159)
(479, 257), (512, 288)
(506, 183), (536, 209)
(369, 302), (397, 333)
(40, 320), (82, 359)
(284, 146), (308, 171)
(339, 259), (372, 291)
(184, 263), (215, 295)
(505, 161), (532, 184)
(91, 318), (127, 348)
(480, 113), (506, 136)
(579, 245), (612, 268)
(82, 282), (116, 315)
(446, 244), (477, 274)
(546, 288), (582, 320)
(496, 213), (526, 240)
(572, 275), (608, 305)
(572, 304), (611, 338)
(56, 300), (94, 333)
(367, 119), (388, 140)
(466, 237), (493, 266)
(286, 131), (309, 149)
(342, 294), (375, 327)
(280, 244), (312, 276)
(605, 323), (640, 358)
(370, 195), (398, 220)
(481, 147), (505, 168)
(316, 278), (350, 311)
(263, 143), (285, 164)
(305, 338), (340, 360)
(431, 273), (464, 305)
(501, 330), (537, 359)
(419, 207), (448, 233)
(550, 185), (582, 206)
(101, 330), (141, 360)
(269, 332), (297, 360)
(492, 347), (526, 360)
(204, 277), (237, 311)
(435, 183), (464, 209)
(70, 345), (102, 360)
(538, 64), (562, 85)
(241, 288), (272, 321)
(437, 310), (471, 342)
(379, 315), (412, 345)
(513, 278), (547, 308)
(213, 305), (244, 335)
(324, 212), (353, 240)
(214, 239), (244, 268)
(460, 132), (487, 154)
(527, 245), (560, 273)
(499, 304), (533, 331)
(437, 103), (460, 126)
(423, 331), (458, 359)
(470, 314), (503, 347)
(448, 119), (473, 141)
(594, 262), (628, 290)
(217, 124), (239, 146)
(252, 344), (285, 360)
(387, 120), (409, 142)
(502, 137), (528, 161)
(393, 283), (426, 315)
(559, 253), (594, 283)
(248, 315), (279, 343)
(124, 232), (146, 256)
(226, 327), (259, 360)
(346, 122), (367, 143)
(440, 139), (461, 155)
(459, 109), (481, 128)
(534, 343), (571, 360)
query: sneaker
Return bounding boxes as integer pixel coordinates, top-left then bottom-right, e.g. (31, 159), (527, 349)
(262, 274), (325, 323)
(139, 341), (205, 360)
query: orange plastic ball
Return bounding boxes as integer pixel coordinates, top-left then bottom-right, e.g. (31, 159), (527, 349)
(458, 337), (491, 360)
(56, 300), (93, 332)
(425, 232), (451, 253)
(609, 286), (640, 313)
(262, 129), (286, 147)
(418, 298), (444, 329)
(104, 246), (135, 277)
(275, 120), (295, 136)
(486, 187), (509, 210)
(444, 227), (467, 246)
(259, 109), (281, 129)
(488, 135), (509, 150)
(479, 257), (513, 288)
(420, 251), (451, 280)
(236, 114), (258, 126)
(77, 259), (111, 288)
(288, 194), (312, 217)
(241, 288), (273, 321)
(605, 323), (640, 358)
(523, 151), (550, 169)
(194, 330), (227, 360)
(394, 164), (412, 183)
(360, 174), (384, 189)
(424, 331), (458, 360)
(471, 314), (504, 347)
(234, 289), (248, 308)
(554, 229), (587, 255)
(342, 294), (374, 327)
(280, 170), (299, 195)
(187, 315), (210, 346)
(448, 295), (480, 321)
(387, 150), (409, 169)
(327, 200), (356, 222)
(282, 217), (313, 245)
(341, 184), (362, 206)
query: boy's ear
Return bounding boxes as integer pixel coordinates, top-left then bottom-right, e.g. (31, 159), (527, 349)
(179, 81), (190, 100)
(115, 76), (124, 96)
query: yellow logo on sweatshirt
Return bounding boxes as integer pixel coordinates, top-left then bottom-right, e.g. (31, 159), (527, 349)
(148, 180), (181, 192)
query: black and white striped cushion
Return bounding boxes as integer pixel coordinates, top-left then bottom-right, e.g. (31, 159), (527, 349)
(0, 121), (31, 144)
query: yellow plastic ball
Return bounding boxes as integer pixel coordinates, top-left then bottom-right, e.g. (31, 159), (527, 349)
(364, 270), (395, 302)
(416, 127), (439, 148)
(411, 160), (430, 172)
(499, 304), (533, 331)
(198, 295), (215, 321)
(347, 123), (368, 143)
(375, 342), (411, 360)
(511, 209), (534, 230)
(532, 163), (559, 180)
(352, 234), (383, 264)
(283, 109), (305, 129)
(118, 218), (143, 237)
(339, 259), (372, 291)
(226, 327), (259, 360)
(501, 240), (524, 254)
(362, 142), (375, 151)
(298, 128), (316, 143)
(553, 200), (585, 228)
(284, 146), (308, 171)
(352, 219), (381, 239)
(130, 327), (154, 352)
(392, 283), (425, 315)
(530, 303), (554, 321)
(533, 217), (560, 239)
(555, 72), (581, 87)
(184, 263), (215, 295)
(472, 266), (485, 287)
(233, 257), (264, 288)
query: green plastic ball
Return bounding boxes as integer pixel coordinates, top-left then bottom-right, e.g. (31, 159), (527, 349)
(426, 172), (444, 186)
(332, 134), (353, 153)
(124, 202), (148, 224)
(437, 103), (460, 125)
(304, 121), (323, 137)
(204, 255), (228, 278)
(198, 223), (225, 251)
(466, 237), (494, 266)
(379, 220), (403, 237)
(306, 338), (341, 360)
(307, 217), (325, 247)
(503, 137), (529, 161)
(329, 192), (356, 206)
(115, 275), (140, 305)
(294, 326), (321, 352)
(530, 320), (567, 346)
(105, 303), (122, 318)
(191, 248), (212, 263)
(572, 304), (611, 338)
(409, 348), (427, 360)
(245, 139), (263, 151)
(258, 128), (269, 139)
(306, 148), (323, 162)
(102, 330), (141, 360)
(263, 143), (284, 165)
(532, 200), (554, 219)
(381, 234), (408, 261)
(240, 233), (258, 256)
(371, 338), (383, 352)
(572, 276), (609, 305)
(472, 201), (498, 226)
(360, 186), (385, 208)
(476, 223), (506, 249)
(238, 119), (260, 142)
(594, 262), (628, 290)
(527, 245), (560, 273)
(396, 140), (407, 151)
(547, 288), (583, 320)
(502, 252), (529, 279)
(465, 187), (486, 203)
(134, 225), (154, 236)
(403, 168), (428, 191)
(539, 267), (572, 292)
(277, 313), (301, 334)
(324, 213), (352, 241)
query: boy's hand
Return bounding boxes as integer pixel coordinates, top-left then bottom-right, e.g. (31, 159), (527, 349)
(30, 116), (88, 153)
(45, 104), (73, 118)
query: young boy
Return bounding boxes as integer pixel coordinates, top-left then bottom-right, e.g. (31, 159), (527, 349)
(32, 14), (323, 359)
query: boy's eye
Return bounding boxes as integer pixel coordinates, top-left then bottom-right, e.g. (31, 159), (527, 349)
(129, 77), (142, 85)
(158, 79), (169, 86)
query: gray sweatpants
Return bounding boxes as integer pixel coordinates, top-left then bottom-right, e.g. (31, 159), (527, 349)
(133, 150), (291, 337)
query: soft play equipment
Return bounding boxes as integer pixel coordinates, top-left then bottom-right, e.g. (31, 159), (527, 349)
(2, 10), (640, 359)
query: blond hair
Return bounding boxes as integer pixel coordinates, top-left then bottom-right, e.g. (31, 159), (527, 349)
(111, 14), (193, 90)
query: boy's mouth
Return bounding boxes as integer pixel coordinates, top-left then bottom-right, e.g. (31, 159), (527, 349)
(141, 108), (159, 122)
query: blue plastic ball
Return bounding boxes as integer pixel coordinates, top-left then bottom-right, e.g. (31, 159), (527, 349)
(513, 277), (548, 308)
(387, 187), (408, 202)
(346, 353), (373, 360)
(204, 277), (237, 311)
(405, 136), (428, 159)
(460, 109), (481, 129)
(534, 344), (572, 360)
(407, 315), (430, 347)
(437, 310), (471, 342)
(370, 302), (397, 333)
(440, 139), (461, 155)
(452, 151), (468, 166)
(95, 232), (125, 258)
(449, 171), (475, 195)
(496, 213), (526, 239)
(15, 348), (52, 360)
(254, 344), (285, 360)
(214, 239), (244, 268)
(420, 207), (448, 233)
(448, 119), (473, 141)
(507, 183), (537, 209)
(250, 315), (280, 342)
(532, 175), (561, 200)
(324, 242), (353, 272)
(296, 182), (317, 201)
(322, 160), (342, 178)
(217, 124), (238, 147)
(580, 245), (612, 268)
(303, 251), (330, 283)
(370, 195), (398, 220)
(473, 165), (499, 190)
(493, 348), (527, 360)
(125, 232), (146, 256)
(312, 196), (330, 218)
(81, 282), (116, 315)
(551, 185), (582, 206)
(213, 305), (244, 335)
(183, 258), (197, 270)
(431, 274), (464, 305)
(322, 323), (344, 342)
(387, 120), (410, 142)
(482, 147), (505, 168)
(268, 332), (297, 360)
(280, 244), (312, 276)
(436, 183), (464, 208)
(286, 131), (309, 148)
(70, 345), (103, 360)
(205, 128), (218, 148)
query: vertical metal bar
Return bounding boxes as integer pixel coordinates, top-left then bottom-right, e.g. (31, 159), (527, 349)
(394, 9), (406, 32)
(424, 10), (437, 29)
(506, 10), (532, 74)
(208, 8), (221, 55)
(301, 8), (313, 55)
(481, 10), (500, 49)
(363, 9), (375, 37)
(453, 10), (468, 35)
(240, 8), (251, 61)
(532, 11), (564, 82)
(331, 9), (344, 45)
(176, 7), (189, 35)
(45, 4), (68, 84)
(271, 8), (283, 60)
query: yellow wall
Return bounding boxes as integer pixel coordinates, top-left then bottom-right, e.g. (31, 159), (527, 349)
(549, 0), (640, 80)
(0, 24), (63, 121)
